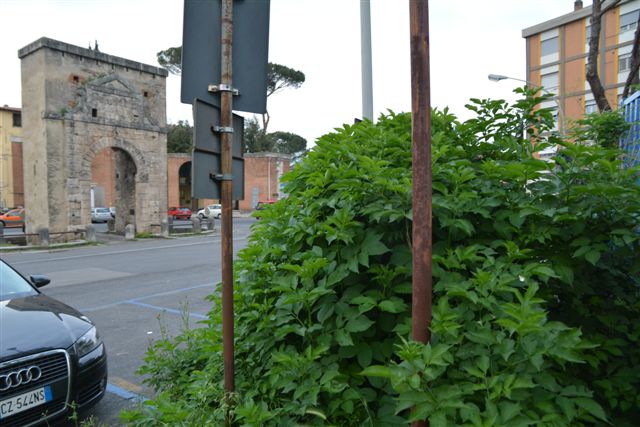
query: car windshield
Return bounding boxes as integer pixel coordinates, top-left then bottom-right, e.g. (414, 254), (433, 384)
(179, 208), (190, 212)
(0, 259), (37, 301)
(96, 208), (110, 213)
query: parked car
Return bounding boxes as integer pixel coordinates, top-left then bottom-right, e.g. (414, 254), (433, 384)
(197, 204), (222, 219)
(0, 258), (108, 426)
(254, 200), (277, 219)
(109, 207), (116, 218)
(168, 207), (192, 220)
(0, 208), (25, 231)
(91, 207), (112, 223)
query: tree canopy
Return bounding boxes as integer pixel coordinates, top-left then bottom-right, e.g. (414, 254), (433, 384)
(244, 117), (307, 154)
(266, 63), (305, 97)
(156, 46), (182, 76)
(167, 120), (192, 153)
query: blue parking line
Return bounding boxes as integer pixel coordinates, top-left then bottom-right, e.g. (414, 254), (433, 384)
(79, 282), (215, 313)
(125, 300), (208, 319)
(106, 383), (148, 402)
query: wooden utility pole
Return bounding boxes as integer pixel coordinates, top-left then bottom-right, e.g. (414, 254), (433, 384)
(410, 0), (432, 425)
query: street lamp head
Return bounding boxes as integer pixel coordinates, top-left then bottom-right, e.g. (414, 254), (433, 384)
(488, 74), (508, 82)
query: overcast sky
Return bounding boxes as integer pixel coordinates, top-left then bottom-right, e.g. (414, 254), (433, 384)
(1, 0), (583, 145)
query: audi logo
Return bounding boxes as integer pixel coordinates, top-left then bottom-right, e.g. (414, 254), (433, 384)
(0, 366), (42, 391)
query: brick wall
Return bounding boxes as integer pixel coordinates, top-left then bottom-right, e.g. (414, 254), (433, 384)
(11, 140), (24, 207)
(239, 152), (291, 211)
(90, 148), (115, 207)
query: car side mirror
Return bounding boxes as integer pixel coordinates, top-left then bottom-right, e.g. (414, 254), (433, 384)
(30, 275), (51, 288)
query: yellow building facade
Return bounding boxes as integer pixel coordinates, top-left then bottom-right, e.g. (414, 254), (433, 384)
(0, 106), (23, 209)
(523, 0), (639, 128)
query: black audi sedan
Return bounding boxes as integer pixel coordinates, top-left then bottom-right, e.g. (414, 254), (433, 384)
(0, 258), (107, 426)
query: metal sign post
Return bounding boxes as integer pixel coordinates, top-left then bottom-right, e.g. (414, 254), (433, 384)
(181, 1), (270, 424)
(218, 0), (235, 421)
(410, 1), (432, 426)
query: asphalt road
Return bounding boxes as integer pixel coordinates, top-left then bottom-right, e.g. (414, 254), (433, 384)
(1, 217), (256, 426)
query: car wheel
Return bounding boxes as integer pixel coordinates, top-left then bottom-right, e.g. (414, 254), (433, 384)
(0, 221), (5, 227)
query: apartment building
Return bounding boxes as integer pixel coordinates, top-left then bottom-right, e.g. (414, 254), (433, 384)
(522, 0), (640, 129)
(0, 105), (24, 209)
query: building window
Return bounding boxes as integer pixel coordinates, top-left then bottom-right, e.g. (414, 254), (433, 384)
(12, 112), (21, 127)
(586, 24), (591, 41)
(91, 108), (98, 118)
(541, 36), (558, 56)
(541, 71), (559, 94)
(620, 10), (639, 33)
(619, 52), (632, 73)
(585, 100), (597, 115)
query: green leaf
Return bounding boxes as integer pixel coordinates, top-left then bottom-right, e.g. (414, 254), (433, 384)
(361, 232), (390, 256)
(574, 397), (608, 421)
(345, 315), (374, 333)
(351, 296), (377, 314)
(556, 396), (576, 422)
(356, 342), (373, 368)
(335, 329), (353, 346)
(316, 302), (335, 323)
(499, 401), (521, 422)
(584, 250), (600, 266)
(378, 298), (407, 313)
(360, 365), (392, 378)
(430, 412), (447, 427)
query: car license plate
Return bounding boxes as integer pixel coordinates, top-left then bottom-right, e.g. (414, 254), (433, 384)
(0, 386), (52, 419)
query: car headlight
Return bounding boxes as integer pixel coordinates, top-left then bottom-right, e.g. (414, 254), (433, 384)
(75, 326), (101, 358)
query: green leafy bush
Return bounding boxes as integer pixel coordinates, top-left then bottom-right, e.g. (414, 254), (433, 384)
(123, 90), (640, 426)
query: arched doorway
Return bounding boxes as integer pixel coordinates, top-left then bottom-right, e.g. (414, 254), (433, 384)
(90, 147), (137, 234)
(19, 39), (168, 242)
(178, 161), (192, 207)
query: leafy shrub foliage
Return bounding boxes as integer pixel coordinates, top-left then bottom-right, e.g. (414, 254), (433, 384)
(123, 90), (640, 426)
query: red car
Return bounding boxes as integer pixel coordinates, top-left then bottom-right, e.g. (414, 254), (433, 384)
(168, 206), (192, 220)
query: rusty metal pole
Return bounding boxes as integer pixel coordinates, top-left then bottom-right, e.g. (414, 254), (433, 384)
(410, 0), (432, 426)
(220, 0), (235, 421)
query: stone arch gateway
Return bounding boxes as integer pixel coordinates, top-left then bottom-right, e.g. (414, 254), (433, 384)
(18, 38), (168, 241)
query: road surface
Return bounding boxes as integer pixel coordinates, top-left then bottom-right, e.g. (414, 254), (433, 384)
(1, 217), (256, 425)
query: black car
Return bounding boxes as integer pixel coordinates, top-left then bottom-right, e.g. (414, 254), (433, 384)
(0, 258), (107, 426)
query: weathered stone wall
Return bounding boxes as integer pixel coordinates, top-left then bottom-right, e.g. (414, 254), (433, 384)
(19, 37), (168, 240)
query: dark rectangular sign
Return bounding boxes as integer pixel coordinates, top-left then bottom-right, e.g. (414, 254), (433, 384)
(191, 98), (245, 200)
(192, 151), (245, 200)
(181, 0), (270, 114)
(193, 98), (244, 158)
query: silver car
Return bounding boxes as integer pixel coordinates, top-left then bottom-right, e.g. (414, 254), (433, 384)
(91, 207), (112, 223)
(197, 204), (222, 219)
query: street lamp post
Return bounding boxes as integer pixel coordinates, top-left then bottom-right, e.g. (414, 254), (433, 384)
(488, 73), (565, 133)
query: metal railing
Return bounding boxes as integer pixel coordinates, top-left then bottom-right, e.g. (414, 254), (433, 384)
(621, 91), (640, 169)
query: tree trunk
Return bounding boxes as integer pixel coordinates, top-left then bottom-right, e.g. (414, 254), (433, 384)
(261, 111), (271, 136)
(587, 0), (613, 112)
(622, 13), (640, 99)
